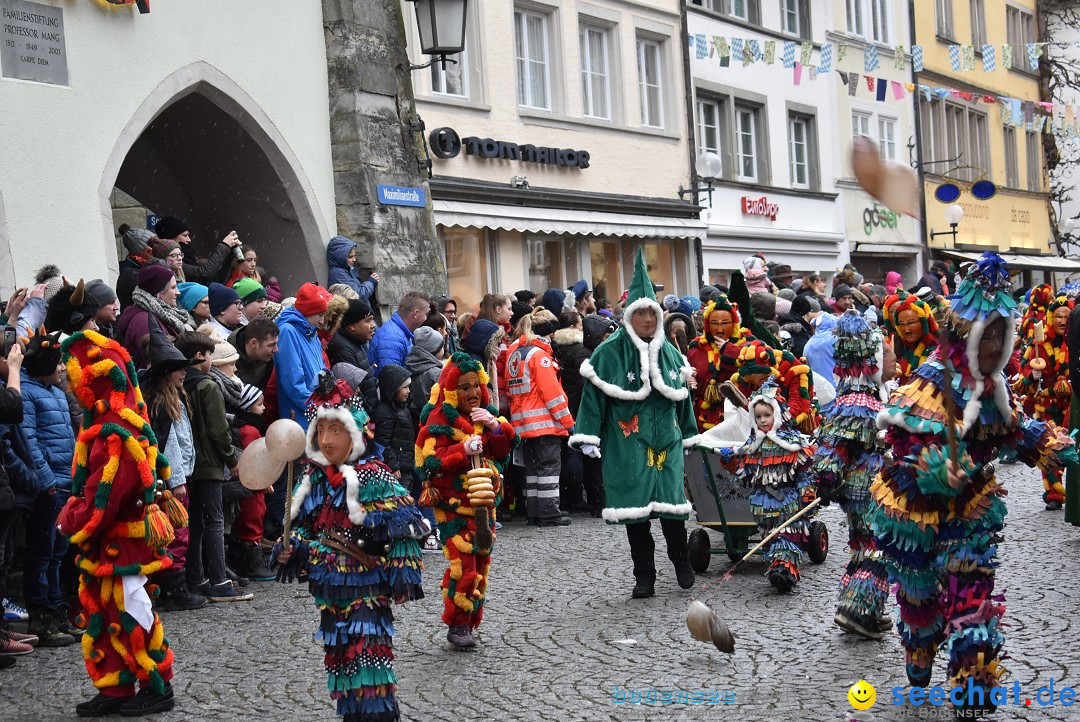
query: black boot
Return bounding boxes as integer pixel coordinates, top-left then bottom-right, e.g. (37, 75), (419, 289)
(120, 683), (174, 716)
(77, 692), (133, 717)
(447, 625), (475, 649)
(626, 521), (656, 598)
(160, 570), (208, 612)
(225, 565), (249, 587)
(661, 519), (695, 589)
(27, 608), (74, 647)
(51, 605), (84, 638)
(237, 540), (275, 582)
(767, 567), (795, 594)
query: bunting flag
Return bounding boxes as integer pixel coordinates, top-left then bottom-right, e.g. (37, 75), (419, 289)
(745, 39), (758, 66)
(849, 72), (860, 96)
(949, 44), (961, 71)
(714, 36), (730, 59)
(764, 40), (776, 64)
(891, 80), (905, 100)
(818, 42), (832, 73)
(866, 76), (876, 92)
(913, 44), (924, 72)
(982, 44), (996, 72)
(894, 45), (906, 70)
(800, 42), (813, 66)
(1027, 42), (1041, 70)
(782, 41), (796, 68)
(731, 37), (744, 63)
(865, 45), (879, 72)
(1002, 43), (1013, 70)
(695, 34), (708, 60)
(794, 62), (803, 85)
(876, 78), (888, 101)
(962, 44), (975, 71)
(838, 44), (849, 61)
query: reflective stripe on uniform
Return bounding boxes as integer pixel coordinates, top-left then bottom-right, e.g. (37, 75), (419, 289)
(544, 395), (567, 410)
(516, 419), (561, 434)
(511, 408), (549, 421)
(552, 408), (570, 420)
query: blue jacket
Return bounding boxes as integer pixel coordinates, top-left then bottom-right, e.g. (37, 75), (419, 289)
(274, 306), (328, 430)
(0, 379), (39, 509)
(21, 374), (76, 492)
(368, 312), (413, 378)
(803, 313), (839, 384)
(326, 236), (377, 302)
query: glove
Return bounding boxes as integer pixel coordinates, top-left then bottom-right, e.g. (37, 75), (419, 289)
(1033, 370), (1043, 381)
(464, 435), (483, 455)
(581, 444), (602, 459)
(470, 408), (498, 429)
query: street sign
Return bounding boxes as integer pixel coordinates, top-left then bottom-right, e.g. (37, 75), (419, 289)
(376, 184), (426, 208)
(1, 0), (68, 86)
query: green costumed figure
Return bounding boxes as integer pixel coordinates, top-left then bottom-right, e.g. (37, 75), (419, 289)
(569, 248), (699, 598)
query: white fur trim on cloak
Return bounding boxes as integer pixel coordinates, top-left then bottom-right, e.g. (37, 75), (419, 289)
(341, 464), (367, 525)
(580, 297), (692, 402)
(602, 499), (693, 523)
(962, 312), (1014, 433)
(289, 473), (313, 522)
(568, 433), (601, 449)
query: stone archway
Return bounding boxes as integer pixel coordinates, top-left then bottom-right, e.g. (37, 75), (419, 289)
(99, 61), (329, 292)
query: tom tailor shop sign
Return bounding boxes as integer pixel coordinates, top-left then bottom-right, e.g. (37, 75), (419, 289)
(429, 127), (591, 169)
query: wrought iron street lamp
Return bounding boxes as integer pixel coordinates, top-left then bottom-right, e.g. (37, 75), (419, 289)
(929, 204), (964, 246)
(679, 152), (723, 206)
(407, 0), (468, 70)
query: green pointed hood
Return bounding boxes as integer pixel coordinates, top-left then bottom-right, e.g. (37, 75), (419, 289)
(626, 247), (657, 306)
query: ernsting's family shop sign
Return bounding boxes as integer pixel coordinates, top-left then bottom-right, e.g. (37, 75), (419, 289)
(1, 0), (67, 86)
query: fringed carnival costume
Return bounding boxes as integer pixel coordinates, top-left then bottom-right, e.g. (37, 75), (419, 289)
(415, 353), (515, 645)
(883, 290), (940, 386)
(56, 281), (184, 716)
(1013, 291), (1073, 509)
(273, 373), (429, 722)
(1018, 283), (1053, 344)
(812, 311), (891, 639)
(869, 252), (1076, 707)
(686, 295), (754, 431)
(733, 340), (819, 434)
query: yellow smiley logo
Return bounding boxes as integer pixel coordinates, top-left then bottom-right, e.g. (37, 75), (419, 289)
(848, 680), (876, 710)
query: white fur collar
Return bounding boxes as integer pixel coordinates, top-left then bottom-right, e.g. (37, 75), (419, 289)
(288, 464), (367, 525)
(742, 396), (803, 453)
(960, 312), (1014, 433)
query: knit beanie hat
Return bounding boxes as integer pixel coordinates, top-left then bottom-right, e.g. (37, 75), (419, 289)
(150, 237), (181, 260)
(121, 226), (155, 255)
(791, 295), (813, 317)
(832, 284), (853, 300)
(778, 288), (796, 301)
(342, 299), (373, 326)
(154, 216), (189, 241)
(233, 277), (267, 305)
(413, 325), (445, 355)
(21, 329), (63, 377)
(238, 383), (263, 411)
(571, 279), (591, 303)
(177, 282), (209, 312)
(211, 339), (240, 365)
(774, 298), (792, 317)
(137, 265), (175, 296)
(751, 292), (777, 321)
(294, 283), (332, 317)
(85, 279), (117, 307)
(261, 301), (283, 321)
(208, 282), (240, 317)
(662, 294), (680, 313)
(681, 295), (702, 312)
(42, 275), (66, 304)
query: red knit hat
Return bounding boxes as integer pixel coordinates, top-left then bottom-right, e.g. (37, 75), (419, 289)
(294, 283), (332, 317)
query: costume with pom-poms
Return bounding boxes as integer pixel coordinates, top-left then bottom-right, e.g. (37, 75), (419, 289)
(274, 375), (429, 721)
(56, 328), (180, 699)
(415, 353), (515, 631)
(735, 383), (817, 591)
(686, 296), (754, 431)
(870, 253), (1078, 696)
(883, 290), (940, 385)
(812, 311), (890, 635)
(1013, 292), (1073, 505)
(732, 340), (819, 434)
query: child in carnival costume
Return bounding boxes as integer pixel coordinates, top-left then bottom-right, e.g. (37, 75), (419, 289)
(1013, 292), (1073, 510)
(734, 380), (817, 594)
(812, 310), (895, 639)
(883, 290), (940, 386)
(686, 295), (755, 432)
(732, 340), (819, 434)
(870, 252), (1076, 709)
(274, 372), (429, 722)
(53, 281), (184, 717)
(415, 352), (516, 649)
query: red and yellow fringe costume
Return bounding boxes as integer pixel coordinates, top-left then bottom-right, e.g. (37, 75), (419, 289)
(883, 290), (940, 385)
(416, 356), (515, 630)
(57, 330), (182, 698)
(686, 298), (754, 431)
(732, 340), (819, 434)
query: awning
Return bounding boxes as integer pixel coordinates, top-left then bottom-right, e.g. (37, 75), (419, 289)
(938, 249), (1080, 272)
(432, 200), (708, 240)
(851, 242), (922, 256)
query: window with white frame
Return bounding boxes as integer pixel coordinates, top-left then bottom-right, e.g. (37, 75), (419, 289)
(878, 116), (897, 161)
(1007, 6), (1035, 73)
(846, 0), (863, 36)
(1026, 131), (1042, 191)
(580, 25), (610, 120)
(697, 98), (722, 156)
(847, 0), (889, 43)
(730, 0), (749, 21)
(970, 0), (986, 47)
(430, 51), (468, 97)
(788, 115), (810, 188)
(780, 0), (808, 37)
(936, 0), (953, 39)
(637, 38), (664, 129)
(735, 103), (761, 182)
(515, 9), (551, 110)
(1003, 127), (1019, 188)
(852, 111), (871, 140)
(688, 0), (717, 9)
(922, 99), (989, 181)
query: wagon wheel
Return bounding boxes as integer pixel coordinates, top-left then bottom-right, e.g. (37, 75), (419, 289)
(687, 528), (711, 573)
(808, 520), (829, 564)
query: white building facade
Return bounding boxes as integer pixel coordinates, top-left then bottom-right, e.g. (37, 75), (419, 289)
(687, 0), (847, 287)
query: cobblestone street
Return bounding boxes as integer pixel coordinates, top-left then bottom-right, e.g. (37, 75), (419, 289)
(3, 461), (1079, 721)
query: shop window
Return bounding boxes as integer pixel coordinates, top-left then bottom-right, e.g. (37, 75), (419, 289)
(443, 227), (490, 311)
(527, 235), (586, 294)
(621, 242), (675, 298)
(590, 241), (621, 305)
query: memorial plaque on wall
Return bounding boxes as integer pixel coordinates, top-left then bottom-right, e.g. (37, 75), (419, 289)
(1, 0), (68, 86)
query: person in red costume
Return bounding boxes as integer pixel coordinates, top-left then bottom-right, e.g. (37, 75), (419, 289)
(686, 295), (754, 432)
(732, 340), (819, 434)
(52, 281), (182, 717)
(416, 352), (516, 649)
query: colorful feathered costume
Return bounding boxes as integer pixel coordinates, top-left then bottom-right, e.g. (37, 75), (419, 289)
(686, 295), (754, 431)
(812, 311), (890, 638)
(274, 375), (428, 721)
(733, 340), (819, 434)
(870, 252), (1077, 702)
(1013, 292), (1073, 507)
(57, 328), (181, 706)
(883, 290), (940, 385)
(416, 353), (515, 635)
(735, 382), (817, 593)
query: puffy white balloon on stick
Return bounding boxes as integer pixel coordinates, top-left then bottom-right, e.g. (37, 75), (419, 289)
(265, 418), (308, 462)
(238, 438), (286, 491)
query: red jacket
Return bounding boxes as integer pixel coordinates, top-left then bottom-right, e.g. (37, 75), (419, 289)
(506, 338), (574, 439)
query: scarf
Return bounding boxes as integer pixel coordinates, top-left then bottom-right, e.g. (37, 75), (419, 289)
(210, 366), (243, 413)
(132, 287), (193, 336)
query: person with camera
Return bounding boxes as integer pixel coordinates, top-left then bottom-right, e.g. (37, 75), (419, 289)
(154, 216), (240, 286)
